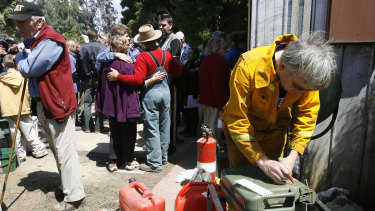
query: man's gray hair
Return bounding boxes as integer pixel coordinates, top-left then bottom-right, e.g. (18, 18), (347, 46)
(205, 37), (224, 56)
(31, 16), (45, 23)
(281, 31), (336, 90)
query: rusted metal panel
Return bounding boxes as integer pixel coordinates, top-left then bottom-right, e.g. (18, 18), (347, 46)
(329, 0), (375, 43)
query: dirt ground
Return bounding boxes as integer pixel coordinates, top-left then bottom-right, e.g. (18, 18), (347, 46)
(0, 123), (195, 211)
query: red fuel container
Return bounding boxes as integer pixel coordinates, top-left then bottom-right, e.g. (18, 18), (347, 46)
(119, 181), (165, 211)
(175, 182), (227, 211)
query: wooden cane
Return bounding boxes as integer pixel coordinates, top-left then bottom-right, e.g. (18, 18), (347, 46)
(0, 78), (28, 204)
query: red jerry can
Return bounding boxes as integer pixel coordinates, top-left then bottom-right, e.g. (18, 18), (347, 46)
(175, 182), (227, 211)
(119, 179), (165, 211)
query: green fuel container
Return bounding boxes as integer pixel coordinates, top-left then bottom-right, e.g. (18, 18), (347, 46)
(0, 148), (16, 174)
(0, 119), (17, 174)
(221, 166), (316, 211)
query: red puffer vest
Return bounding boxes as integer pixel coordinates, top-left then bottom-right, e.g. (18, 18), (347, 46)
(30, 24), (77, 120)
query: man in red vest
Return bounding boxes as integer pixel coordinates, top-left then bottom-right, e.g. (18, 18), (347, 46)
(9, 2), (85, 210)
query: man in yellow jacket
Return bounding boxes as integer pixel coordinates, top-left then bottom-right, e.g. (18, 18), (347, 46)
(222, 32), (336, 184)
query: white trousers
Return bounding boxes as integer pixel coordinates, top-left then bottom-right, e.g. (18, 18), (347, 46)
(6, 114), (46, 159)
(37, 101), (85, 202)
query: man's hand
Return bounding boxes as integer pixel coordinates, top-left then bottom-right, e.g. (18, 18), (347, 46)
(115, 53), (132, 63)
(281, 150), (299, 174)
(107, 68), (119, 81)
(256, 156), (292, 184)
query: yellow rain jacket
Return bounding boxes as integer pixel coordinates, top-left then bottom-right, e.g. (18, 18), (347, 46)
(222, 34), (320, 167)
(0, 71), (30, 117)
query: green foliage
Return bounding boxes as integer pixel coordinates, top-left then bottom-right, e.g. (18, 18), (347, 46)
(1, 0), (117, 43)
(43, 0), (85, 43)
(0, 0), (23, 38)
(121, 0), (248, 47)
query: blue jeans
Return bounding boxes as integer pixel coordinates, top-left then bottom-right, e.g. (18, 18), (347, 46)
(83, 78), (102, 131)
(142, 87), (171, 169)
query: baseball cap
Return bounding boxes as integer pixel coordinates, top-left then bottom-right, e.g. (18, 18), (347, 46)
(8, 2), (44, 21)
(175, 31), (184, 40)
(5, 38), (18, 44)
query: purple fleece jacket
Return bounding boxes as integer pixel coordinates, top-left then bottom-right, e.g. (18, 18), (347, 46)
(95, 60), (140, 122)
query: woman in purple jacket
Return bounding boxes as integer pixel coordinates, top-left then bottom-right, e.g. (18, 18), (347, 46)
(95, 33), (140, 171)
(96, 26), (165, 172)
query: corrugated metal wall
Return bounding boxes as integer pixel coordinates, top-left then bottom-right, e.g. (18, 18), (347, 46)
(250, 0), (375, 209)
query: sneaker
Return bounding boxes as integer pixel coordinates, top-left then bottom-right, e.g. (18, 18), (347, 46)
(139, 164), (162, 173)
(53, 197), (85, 211)
(162, 161), (168, 166)
(106, 162), (118, 172)
(33, 148), (48, 158)
(19, 156), (26, 162)
(125, 159), (140, 170)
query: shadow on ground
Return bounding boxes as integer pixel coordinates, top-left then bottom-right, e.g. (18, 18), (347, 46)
(85, 143), (109, 168)
(17, 170), (60, 194)
(85, 141), (148, 167)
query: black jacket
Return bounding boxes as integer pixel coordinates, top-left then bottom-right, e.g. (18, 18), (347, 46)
(77, 40), (106, 80)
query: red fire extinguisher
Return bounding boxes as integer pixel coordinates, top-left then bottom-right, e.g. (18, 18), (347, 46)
(197, 124), (216, 183)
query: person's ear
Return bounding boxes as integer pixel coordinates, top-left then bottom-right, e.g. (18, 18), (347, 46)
(37, 18), (44, 27)
(277, 63), (285, 73)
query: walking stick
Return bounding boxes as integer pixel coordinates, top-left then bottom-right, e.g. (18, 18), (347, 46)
(0, 78), (28, 206)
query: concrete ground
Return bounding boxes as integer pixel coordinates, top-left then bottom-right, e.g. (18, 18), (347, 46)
(0, 121), (198, 210)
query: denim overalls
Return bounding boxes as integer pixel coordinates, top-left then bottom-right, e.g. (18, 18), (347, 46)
(142, 50), (171, 169)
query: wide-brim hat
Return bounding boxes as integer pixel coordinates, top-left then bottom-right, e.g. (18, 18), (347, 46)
(8, 2), (44, 21)
(134, 24), (162, 43)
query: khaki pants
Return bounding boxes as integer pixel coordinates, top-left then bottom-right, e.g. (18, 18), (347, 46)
(202, 105), (220, 139)
(37, 101), (85, 202)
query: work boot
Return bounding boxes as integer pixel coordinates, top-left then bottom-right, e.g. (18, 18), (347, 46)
(139, 164), (162, 173)
(53, 197), (85, 211)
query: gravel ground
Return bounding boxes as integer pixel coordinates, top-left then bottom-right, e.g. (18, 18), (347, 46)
(0, 123), (196, 211)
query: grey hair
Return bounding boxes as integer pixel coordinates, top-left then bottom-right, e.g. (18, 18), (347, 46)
(31, 16), (46, 23)
(281, 31), (336, 90)
(205, 37), (224, 56)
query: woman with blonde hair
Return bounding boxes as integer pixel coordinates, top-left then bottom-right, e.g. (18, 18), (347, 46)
(198, 37), (230, 141)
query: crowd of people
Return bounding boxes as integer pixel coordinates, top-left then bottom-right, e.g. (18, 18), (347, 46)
(0, 1), (337, 210)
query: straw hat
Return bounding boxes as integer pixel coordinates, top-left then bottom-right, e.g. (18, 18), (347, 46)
(134, 24), (162, 43)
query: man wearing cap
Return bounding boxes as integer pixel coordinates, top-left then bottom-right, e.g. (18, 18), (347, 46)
(107, 24), (183, 173)
(5, 38), (20, 55)
(9, 2), (85, 210)
(0, 37), (8, 73)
